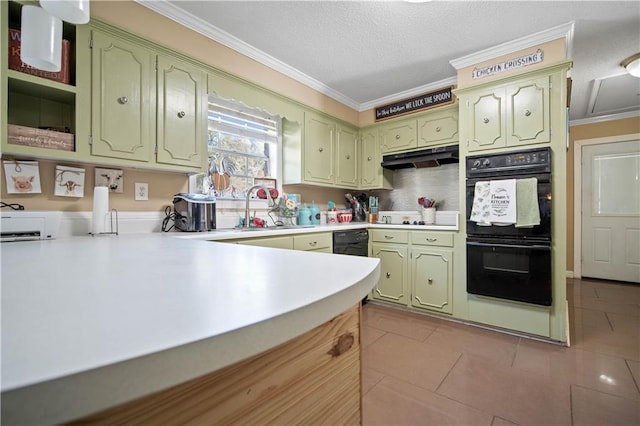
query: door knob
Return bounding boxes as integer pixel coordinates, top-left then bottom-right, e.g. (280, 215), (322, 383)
(118, 96), (128, 105)
(386, 272), (391, 278)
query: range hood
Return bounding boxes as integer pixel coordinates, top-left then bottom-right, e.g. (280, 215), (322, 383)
(381, 144), (459, 170)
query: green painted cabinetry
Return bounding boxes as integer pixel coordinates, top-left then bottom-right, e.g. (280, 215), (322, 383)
(83, 23), (207, 171)
(1, 1), (81, 161)
(335, 124), (358, 188)
(379, 117), (417, 154)
(304, 111), (335, 184)
(359, 126), (393, 190)
(370, 229), (456, 315)
(156, 54), (206, 168)
(417, 105), (459, 148)
(458, 75), (551, 152)
(89, 30), (155, 162)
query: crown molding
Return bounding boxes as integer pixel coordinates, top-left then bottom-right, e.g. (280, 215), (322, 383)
(569, 109), (640, 127)
(450, 21), (575, 70)
(359, 76), (458, 111)
(136, 0), (361, 110)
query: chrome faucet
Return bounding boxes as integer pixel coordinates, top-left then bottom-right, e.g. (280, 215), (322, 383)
(244, 185), (275, 228)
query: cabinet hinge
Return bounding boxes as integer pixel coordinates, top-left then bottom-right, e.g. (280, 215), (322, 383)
(154, 145), (158, 155)
(465, 100), (469, 108)
(88, 135), (93, 146)
(89, 37), (93, 48)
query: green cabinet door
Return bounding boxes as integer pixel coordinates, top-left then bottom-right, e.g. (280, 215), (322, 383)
(379, 117), (417, 154)
(156, 54), (207, 169)
(335, 124), (358, 188)
(360, 127), (379, 188)
(466, 89), (505, 151)
(238, 235), (294, 250)
(417, 106), (459, 148)
(371, 243), (408, 305)
(304, 111), (334, 184)
(411, 248), (453, 314)
(506, 76), (550, 146)
(90, 31), (155, 162)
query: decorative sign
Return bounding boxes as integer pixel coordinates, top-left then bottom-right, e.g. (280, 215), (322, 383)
(375, 86), (454, 121)
(472, 49), (544, 80)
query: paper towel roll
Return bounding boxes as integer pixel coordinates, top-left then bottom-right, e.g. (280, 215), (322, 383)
(91, 186), (109, 234)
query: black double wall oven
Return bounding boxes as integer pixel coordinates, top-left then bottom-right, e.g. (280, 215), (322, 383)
(466, 147), (552, 306)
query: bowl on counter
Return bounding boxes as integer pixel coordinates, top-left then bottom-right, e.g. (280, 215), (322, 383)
(337, 211), (352, 223)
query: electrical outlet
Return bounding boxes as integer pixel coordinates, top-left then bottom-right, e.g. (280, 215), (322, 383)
(135, 182), (149, 201)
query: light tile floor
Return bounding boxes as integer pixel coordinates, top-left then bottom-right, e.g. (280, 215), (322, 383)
(362, 278), (640, 425)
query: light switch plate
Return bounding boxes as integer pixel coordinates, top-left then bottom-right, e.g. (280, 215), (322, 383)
(135, 182), (149, 201)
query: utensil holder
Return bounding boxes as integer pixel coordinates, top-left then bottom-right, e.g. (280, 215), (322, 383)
(422, 207), (436, 224)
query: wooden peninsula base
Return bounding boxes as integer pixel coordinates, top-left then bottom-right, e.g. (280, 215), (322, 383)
(72, 304), (362, 425)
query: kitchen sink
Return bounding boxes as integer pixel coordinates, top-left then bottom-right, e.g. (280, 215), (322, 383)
(235, 225), (317, 232)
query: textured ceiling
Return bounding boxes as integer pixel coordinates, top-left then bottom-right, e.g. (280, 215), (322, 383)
(146, 0), (640, 122)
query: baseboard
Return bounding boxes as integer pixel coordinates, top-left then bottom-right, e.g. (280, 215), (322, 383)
(566, 270), (575, 279)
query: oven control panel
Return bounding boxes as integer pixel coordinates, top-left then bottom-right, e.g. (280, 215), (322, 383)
(466, 147), (551, 177)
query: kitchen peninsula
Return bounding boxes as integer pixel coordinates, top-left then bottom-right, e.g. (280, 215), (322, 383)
(1, 234), (380, 424)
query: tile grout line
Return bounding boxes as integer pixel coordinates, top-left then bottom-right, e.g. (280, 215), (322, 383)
(604, 311), (615, 332)
(511, 338), (521, 368)
(434, 351), (464, 394)
(624, 359), (640, 395)
(569, 384), (575, 426)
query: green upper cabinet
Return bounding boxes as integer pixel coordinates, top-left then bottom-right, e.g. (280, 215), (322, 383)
(1, 0), (82, 161)
(506, 76), (550, 146)
(304, 110), (335, 184)
(90, 30), (155, 162)
(458, 74), (551, 152)
(84, 23), (207, 172)
(335, 124), (358, 188)
(417, 105), (459, 148)
(359, 126), (393, 190)
(379, 116), (417, 154)
(156, 54), (206, 168)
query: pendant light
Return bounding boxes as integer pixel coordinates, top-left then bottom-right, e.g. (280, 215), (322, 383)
(20, 5), (62, 72)
(40, 0), (90, 25)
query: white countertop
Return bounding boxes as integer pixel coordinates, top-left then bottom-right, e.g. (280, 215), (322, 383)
(1, 233), (380, 424)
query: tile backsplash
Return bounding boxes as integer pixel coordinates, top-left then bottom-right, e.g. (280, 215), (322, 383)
(374, 163), (459, 211)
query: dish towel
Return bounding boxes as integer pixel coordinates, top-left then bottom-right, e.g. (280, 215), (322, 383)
(470, 181), (491, 225)
(516, 177), (541, 227)
(489, 179), (517, 224)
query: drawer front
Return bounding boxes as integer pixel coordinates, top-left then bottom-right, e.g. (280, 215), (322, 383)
(370, 229), (409, 244)
(410, 231), (453, 247)
(294, 233), (333, 251)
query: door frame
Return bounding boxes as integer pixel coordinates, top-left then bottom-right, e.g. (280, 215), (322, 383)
(573, 133), (640, 278)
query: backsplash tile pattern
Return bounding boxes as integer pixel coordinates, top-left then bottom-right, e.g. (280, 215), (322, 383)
(376, 163), (459, 212)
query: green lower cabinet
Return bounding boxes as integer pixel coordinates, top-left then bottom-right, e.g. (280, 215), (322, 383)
(237, 235), (294, 250)
(410, 248), (453, 314)
(371, 243), (408, 305)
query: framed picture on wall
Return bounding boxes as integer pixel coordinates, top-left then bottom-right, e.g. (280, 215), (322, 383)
(3, 160), (42, 194)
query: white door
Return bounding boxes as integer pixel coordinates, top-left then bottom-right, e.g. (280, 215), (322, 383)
(581, 139), (640, 283)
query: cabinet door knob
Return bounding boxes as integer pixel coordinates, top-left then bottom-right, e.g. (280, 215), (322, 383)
(367, 156), (372, 161)
(319, 147), (323, 152)
(384, 235), (394, 240)
(524, 110), (532, 117)
(118, 96), (128, 105)
(428, 278), (433, 285)
(386, 272), (391, 279)
(483, 118), (489, 124)
(395, 134), (400, 140)
(309, 241), (317, 247)
(346, 154), (350, 160)
(177, 111), (186, 118)
(435, 126), (441, 132)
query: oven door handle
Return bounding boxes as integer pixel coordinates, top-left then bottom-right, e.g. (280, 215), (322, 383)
(466, 241), (550, 251)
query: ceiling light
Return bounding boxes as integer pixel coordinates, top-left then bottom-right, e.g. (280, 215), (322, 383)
(40, 0), (90, 25)
(621, 53), (640, 78)
(20, 5), (62, 72)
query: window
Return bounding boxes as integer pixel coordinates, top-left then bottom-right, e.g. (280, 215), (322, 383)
(190, 96), (281, 199)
